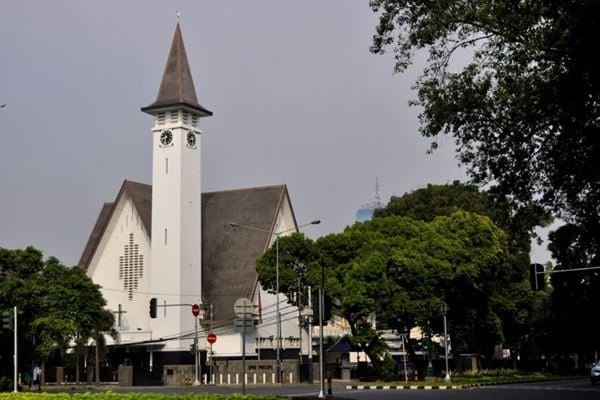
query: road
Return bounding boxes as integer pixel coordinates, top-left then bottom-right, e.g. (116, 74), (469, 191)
(343, 380), (599, 400)
(42, 379), (599, 399)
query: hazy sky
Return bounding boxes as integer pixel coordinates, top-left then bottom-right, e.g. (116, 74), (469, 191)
(0, 1), (551, 265)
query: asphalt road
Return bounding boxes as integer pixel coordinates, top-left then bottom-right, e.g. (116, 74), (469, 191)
(342, 380), (600, 400)
(41, 379), (600, 399)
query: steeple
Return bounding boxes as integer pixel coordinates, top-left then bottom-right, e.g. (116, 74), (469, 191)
(361, 178), (385, 209)
(142, 23), (212, 117)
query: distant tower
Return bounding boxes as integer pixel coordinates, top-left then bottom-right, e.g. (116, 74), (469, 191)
(141, 24), (212, 350)
(356, 178), (386, 222)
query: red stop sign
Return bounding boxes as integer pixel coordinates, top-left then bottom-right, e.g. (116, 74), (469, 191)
(207, 332), (217, 344)
(191, 304), (200, 317)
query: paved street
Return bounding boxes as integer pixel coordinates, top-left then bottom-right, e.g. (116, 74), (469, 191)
(342, 380), (600, 400)
(41, 379), (600, 399)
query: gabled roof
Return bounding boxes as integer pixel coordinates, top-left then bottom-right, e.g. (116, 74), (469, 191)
(80, 181), (290, 323)
(78, 180), (151, 267)
(201, 185), (289, 322)
(141, 24), (212, 116)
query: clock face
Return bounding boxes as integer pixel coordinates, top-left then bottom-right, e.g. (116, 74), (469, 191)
(160, 130), (173, 146)
(186, 131), (197, 147)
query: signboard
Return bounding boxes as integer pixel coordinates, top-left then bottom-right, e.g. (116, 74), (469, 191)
(233, 298), (254, 318)
(207, 332), (217, 344)
(191, 304), (200, 317)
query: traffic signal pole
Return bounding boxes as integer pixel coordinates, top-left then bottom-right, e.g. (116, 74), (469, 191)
(13, 306), (17, 393)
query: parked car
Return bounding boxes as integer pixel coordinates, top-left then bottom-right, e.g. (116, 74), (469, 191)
(591, 361), (600, 384)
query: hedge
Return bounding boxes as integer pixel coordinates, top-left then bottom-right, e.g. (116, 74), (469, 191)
(0, 393), (283, 400)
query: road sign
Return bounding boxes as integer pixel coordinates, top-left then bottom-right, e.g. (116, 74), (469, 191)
(207, 332), (217, 344)
(192, 304), (200, 317)
(233, 298), (255, 318)
(234, 319), (257, 328)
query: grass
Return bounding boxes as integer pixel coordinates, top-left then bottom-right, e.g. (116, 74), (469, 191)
(362, 370), (582, 387)
(0, 393), (284, 400)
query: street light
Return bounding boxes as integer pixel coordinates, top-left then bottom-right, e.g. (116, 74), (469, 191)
(230, 219), (321, 383)
(441, 302), (450, 382)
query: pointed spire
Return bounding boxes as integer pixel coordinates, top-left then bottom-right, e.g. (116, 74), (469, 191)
(361, 178), (386, 209)
(142, 23), (212, 116)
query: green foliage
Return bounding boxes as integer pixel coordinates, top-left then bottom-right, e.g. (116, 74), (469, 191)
(374, 182), (542, 357)
(546, 224), (600, 357)
(0, 394), (282, 400)
(0, 246), (113, 377)
(257, 211), (513, 373)
(0, 377), (12, 392)
(370, 0), (600, 237)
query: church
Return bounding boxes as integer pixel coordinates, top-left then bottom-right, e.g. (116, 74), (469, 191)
(79, 24), (310, 385)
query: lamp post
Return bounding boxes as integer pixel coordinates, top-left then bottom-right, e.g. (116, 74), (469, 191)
(318, 262), (325, 398)
(441, 302), (450, 382)
(230, 219), (320, 384)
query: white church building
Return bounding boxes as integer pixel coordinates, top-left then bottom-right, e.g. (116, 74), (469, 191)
(79, 24), (309, 385)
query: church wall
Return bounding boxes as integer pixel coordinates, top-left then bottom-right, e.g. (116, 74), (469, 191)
(149, 118), (202, 352)
(86, 194), (152, 344)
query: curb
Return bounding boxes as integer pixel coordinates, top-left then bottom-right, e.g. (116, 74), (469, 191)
(345, 385), (463, 390)
(346, 377), (582, 391)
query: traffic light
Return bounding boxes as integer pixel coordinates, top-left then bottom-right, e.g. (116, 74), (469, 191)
(149, 297), (157, 318)
(311, 293), (332, 325)
(1, 309), (13, 330)
(530, 263), (546, 290)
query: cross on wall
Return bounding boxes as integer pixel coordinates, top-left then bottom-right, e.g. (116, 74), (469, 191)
(113, 304), (127, 328)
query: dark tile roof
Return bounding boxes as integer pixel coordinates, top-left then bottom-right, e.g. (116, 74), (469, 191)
(79, 202), (113, 267)
(79, 181), (289, 324)
(201, 185), (288, 322)
(141, 24), (212, 117)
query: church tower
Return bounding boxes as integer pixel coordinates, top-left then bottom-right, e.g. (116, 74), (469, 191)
(142, 24), (212, 350)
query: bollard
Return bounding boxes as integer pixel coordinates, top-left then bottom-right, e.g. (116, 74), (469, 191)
(327, 376), (332, 396)
(289, 372), (293, 383)
(263, 373), (266, 384)
(253, 373), (257, 385)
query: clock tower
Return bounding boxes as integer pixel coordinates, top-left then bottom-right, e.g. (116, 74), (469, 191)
(141, 23), (212, 350)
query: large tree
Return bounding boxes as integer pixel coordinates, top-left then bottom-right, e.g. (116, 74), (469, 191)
(376, 181), (544, 357)
(546, 224), (600, 362)
(0, 246), (112, 383)
(369, 1), (600, 233)
(257, 211), (514, 375)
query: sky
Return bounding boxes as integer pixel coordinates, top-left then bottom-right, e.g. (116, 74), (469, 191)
(0, 1), (552, 266)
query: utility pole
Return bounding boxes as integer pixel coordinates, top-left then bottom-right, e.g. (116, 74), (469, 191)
(307, 286), (313, 384)
(13, 306), (18, 393)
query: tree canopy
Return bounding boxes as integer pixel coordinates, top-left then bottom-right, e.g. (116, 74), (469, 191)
(257, 211), (518, 373)
(370, 1), (600, 232)
(0, 246), (112, 380)
(375, 181), (540, 359)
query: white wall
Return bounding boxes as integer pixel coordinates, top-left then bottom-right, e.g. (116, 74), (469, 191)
(87, 193), (153, 344)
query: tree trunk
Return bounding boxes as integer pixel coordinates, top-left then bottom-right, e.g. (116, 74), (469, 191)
(95, 339), (100, 384)
(75, 346), (80, 384)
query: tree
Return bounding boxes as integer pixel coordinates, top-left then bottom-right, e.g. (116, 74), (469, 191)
(257, 211), (514, 374)
(0, 246), (112, 382)
(546, 224), (600, 363)
(91, 309), (118, 384)
(369, 1), (600, 234)
(375, 182), (545, 360)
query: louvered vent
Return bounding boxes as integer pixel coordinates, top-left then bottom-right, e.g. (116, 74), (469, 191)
(118, 233), (144, 300)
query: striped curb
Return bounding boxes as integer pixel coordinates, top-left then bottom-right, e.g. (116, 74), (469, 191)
(346, 377), (581, 390)
(345, 385), (463, 390)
